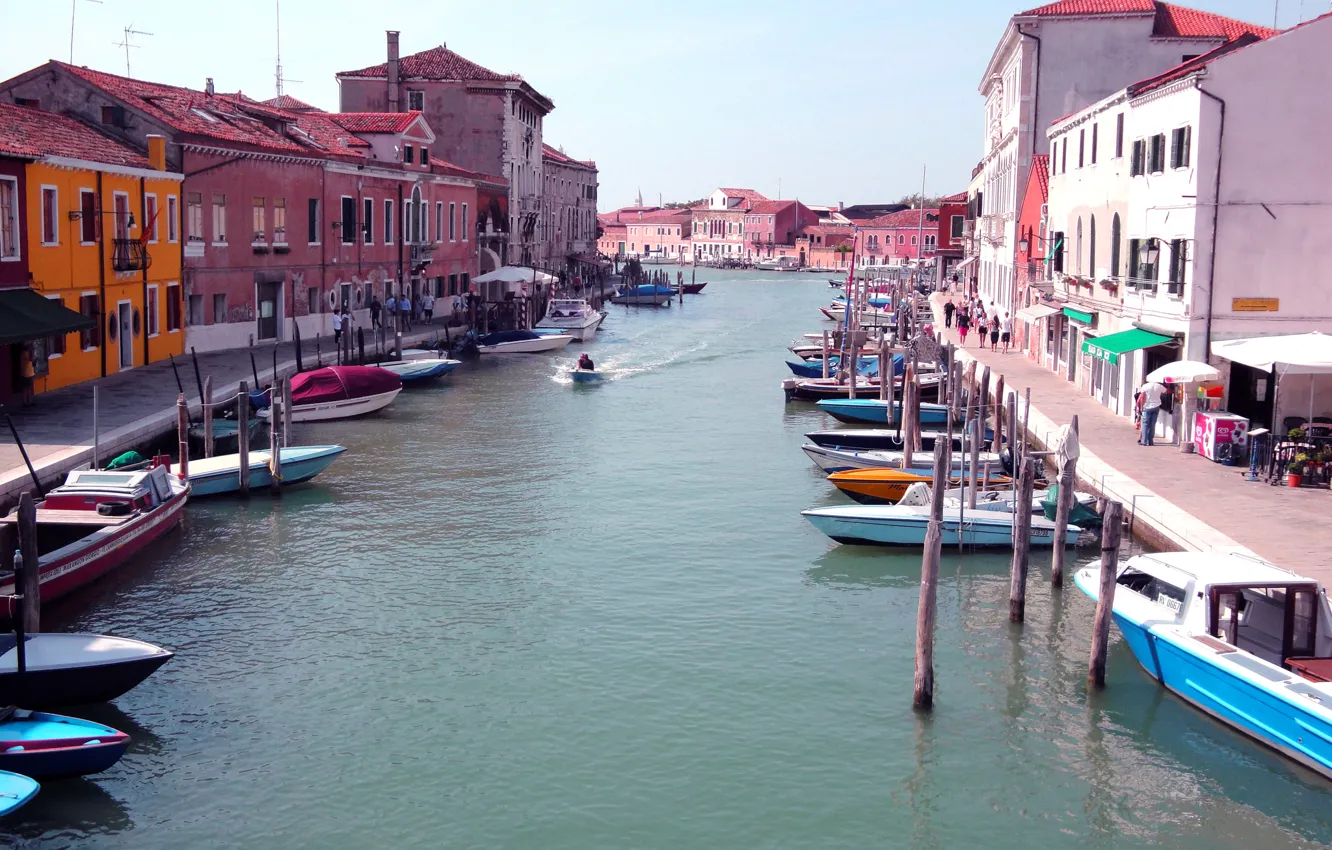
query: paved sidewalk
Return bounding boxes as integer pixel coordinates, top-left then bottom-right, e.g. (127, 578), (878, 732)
(0, 323), (453, 506)
(930, 293), (1332, 583)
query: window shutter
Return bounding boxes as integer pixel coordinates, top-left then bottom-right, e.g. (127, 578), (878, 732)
(1182, 127), (1191, 168)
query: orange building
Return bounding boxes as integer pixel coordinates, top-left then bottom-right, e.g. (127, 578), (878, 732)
(1, 102), (183, 393)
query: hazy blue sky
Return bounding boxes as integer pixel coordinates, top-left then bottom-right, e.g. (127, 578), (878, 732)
(0, 0), (1309, 209)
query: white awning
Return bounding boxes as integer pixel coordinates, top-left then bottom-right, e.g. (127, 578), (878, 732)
(954, 256), (977, 271)
(1210, 332), (1332, 374)
(1015, 303), (1060, 322)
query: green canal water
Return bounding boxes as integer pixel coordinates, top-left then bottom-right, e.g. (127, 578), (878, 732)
(11, 270), (1332, 848)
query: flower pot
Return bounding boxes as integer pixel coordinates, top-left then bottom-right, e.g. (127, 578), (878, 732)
(1288, 473), (1304, 488)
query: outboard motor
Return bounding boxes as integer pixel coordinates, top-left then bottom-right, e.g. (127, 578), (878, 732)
(999, 447), (1015, 476)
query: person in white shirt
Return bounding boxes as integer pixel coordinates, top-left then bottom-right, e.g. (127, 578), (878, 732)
(1136, 381), (1167, 446)
(422, 293), (435, 324)
(331, 308), (344, 347)
(1000, 312), (1013, 353)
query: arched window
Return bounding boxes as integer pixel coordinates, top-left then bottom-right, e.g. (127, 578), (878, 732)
(1075, 218), (1083, 274)
(411, 186), (423, 244)
(1110, 213), (1122, 277)
(1089, 214), (1097, 276)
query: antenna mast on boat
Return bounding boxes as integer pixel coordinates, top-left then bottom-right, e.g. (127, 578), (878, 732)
(69, 0), (103, 64)
(113, 23), (152, 78)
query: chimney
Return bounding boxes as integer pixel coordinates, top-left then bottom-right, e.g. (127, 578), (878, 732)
(146, 135), (166, 171)
(838, 200), (844, 211)
(205, 77), (215, 96)
(387, 31), (400, 112)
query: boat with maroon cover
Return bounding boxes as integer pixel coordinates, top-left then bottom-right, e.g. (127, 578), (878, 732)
(0, 464), (189, 616)
(287, 365), (402, 422)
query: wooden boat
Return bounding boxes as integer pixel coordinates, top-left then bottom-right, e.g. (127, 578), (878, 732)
(682, 282), (707, 294)
(802, 443), (1001, 474)
(171, 445), (346, 497)
(802, 503), (1081, 548)
(571, 369), (602, 384)
(376, 358), (460, 384)
(537, 298), (605, 341)
(0, 464), (189, 615)
(828, 279), (844, 287)
(188, 418), (263, 455)
(804, 428), (988, 452)
(477, 330), (574, 353)
(1075, 552), (1332, 779)
(0, 771), (38, 816)
(288, 366), (402, 421)
(820, 305), (894, 324)
(611, 284), (674, 307)
(0, 633), (173, 708)
(0, 708), (129, 777)
(828, 467), (1015, 505)
(783, 373), (941, 403)
(816, 398), (953, 426)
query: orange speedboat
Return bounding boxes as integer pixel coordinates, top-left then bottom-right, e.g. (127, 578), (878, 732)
(828, 467), (1016, 505)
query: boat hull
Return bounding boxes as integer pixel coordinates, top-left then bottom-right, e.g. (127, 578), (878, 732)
(829, 468), (1014, 505)
(0, 711), (130, 778)
(0, 771), (38, 816)
(290, 388), (401, 421)
(174, 446), (346, 497)
(571, 370), (602, 384)
(477, 336), (574, 353)
(536, 312), (604, 341)
(802, 507), (1079, 548)
(816, 398), (952, 426)
(681, 283), (707, 294)
(0, 641), (173, 708)
(610, 294), (672, 307)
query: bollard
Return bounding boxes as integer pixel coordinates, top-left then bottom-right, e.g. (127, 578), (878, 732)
(16, 492), (39, 634)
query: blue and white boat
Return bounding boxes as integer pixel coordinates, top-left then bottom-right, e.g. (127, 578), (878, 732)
(1074, 552), (1332, 780)
(571, 369), (602, 384)
(801, 443), (1000, 474)
(0, 771), (38, 816)
(0, 708), (129, 778)
(376, 358), (460, 384)
(802, 502), (1080, 548)
(611, 284), (674, 307)
(172, 446), (346, 497)
(817, 398), (952, 426)
(786, 356), (884, 380)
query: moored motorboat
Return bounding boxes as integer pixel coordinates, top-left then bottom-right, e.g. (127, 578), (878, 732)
(0, 708), (129, 777)
(827, 467), (1014, 505)
(1073, 552), (1332, 780)
(0, 464), (188, 615)
(476, 330), (574, 353)
(611, 284), (674, 307)
(287, 366), (402, 421)
(375, 358), (460, 384)
(187, 418), (263, 456)
(682, 282), (707, 294)
(0, 772), (38, 816)
(785, 373), (941, 403)
(171, 445), (346, 497)
(817, 398), (952, 426)
(804, 428), (986, 452)
(0, 633), (173, 708)
(536, 298), (605, 341)
(802, 443), (1001, 474)
(802, 503), (1080, 548)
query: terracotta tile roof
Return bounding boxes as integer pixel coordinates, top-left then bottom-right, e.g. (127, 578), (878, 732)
(863, 208), (940, 228)
(1018, 1), (1276, 39)
(718, 187), (768, 203)
(939, 191), (968, 204)
(428, 156), (507, 184)
(626, 209), (691, 225)
(331, 111), (423, 134)
(0, 101), (148, 166)
(1031, 154), (1050, 203)
(748, 199), (797, 214)
(541, 143), (596, 169)
(262, 94), (322, 112)
(339, 45), (521, 83)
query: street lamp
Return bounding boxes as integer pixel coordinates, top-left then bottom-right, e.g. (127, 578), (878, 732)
(1018, 237), (1030, 254)
(1140, 239), (1159, 267)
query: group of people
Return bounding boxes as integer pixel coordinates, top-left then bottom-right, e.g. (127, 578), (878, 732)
(367, 292), (440, 333)
(943, 298), (1013, 353)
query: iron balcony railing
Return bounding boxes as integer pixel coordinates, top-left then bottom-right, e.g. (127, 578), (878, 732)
(112, 238), (151, 272)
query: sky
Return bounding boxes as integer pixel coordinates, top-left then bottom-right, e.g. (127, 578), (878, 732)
(0, 0), (1314, 210)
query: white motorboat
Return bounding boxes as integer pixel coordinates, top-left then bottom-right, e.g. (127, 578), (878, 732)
(801, 443), (1001, 474)
(286, 366), (402, 421)
(476, 330), (574, 353)
(536, 298), (605, 342)
(801, 502), (1081, 548)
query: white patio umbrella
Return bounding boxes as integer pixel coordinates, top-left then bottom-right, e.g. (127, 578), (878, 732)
(1210, 332), (1332, 432)
(472, 266), (556, 286)
(1145, 360), (1221, 385)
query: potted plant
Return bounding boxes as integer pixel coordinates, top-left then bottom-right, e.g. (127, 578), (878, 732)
(1289, 426), (1307, 444)
(1288, 454), (1309, 488)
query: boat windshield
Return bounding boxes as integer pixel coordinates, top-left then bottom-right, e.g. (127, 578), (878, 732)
(1116, 567), (1188, 615)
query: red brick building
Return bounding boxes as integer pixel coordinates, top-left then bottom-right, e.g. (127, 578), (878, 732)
(858, 208), (940, 266)
(934, 191), (968, 286)
(744, 200), (819, 262)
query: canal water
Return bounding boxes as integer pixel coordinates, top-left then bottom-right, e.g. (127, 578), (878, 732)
(10, 270), (1331, 848)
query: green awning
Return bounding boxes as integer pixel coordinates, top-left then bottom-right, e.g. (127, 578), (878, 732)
(0, 289), (94, 345)
(1063, 307), (1094, 324)
(1081, 328), (1173, 365)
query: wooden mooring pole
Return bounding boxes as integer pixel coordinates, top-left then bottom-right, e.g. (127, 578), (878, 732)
(176, 394), (189, 481)
(1008, 456), (1037, 623)
(991, 374), (1005, 454)
(282, 376), (294, 448)
(913, 437), (949, 711)
(237, 381), (251, 498)
(1051, 416), (1080, 589)
(268, 382), (282, 496)
(202, 376), (214, 458)
(16, 491), (39, 634)
(1089, 501), (1124, 689)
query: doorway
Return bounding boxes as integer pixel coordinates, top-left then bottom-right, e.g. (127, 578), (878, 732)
(117, 301), (133, 370)
(1226, 362), (1275, 430)
(257, 281), (280, 341)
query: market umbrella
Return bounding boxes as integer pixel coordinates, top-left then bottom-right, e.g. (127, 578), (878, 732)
(1145, 360), (1220, 385)
(472, 266), (556, 285)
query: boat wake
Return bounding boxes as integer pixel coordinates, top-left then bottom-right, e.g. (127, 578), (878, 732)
(551, 339), (713, 385)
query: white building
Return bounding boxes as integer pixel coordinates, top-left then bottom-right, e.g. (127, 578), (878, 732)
(1044, 13), (1332, 431)
(967, 0), (1276, 317)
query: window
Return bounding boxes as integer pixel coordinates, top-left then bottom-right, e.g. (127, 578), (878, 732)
(1110, 213), (1121, 277)
(1130, 140), (1146, 176)
(1170, 126), (1192, 169)
(449, 202), (456, 241)
(1091, 123), (1098, 165)
(407, 90), (424, 111)
(340, 196), (355, 244)
(1088, 215), (1096, 275)
(147, 285), (159, 336)
(420, 146), (429, 164)
(384, 199), (394, 244)
(307, 198), (320, 244)
(188, 193), (204, 241)
(1167, 239), (1187, 295)
(167, 195), (178, 242)
(1060, 139), (1067, 174)
(46, 295), (66, 356)
(363, 198), (374, 243)
(144, 194), (158, 243)
(1115, 114), (1125, 158)
(910, 235), (918, 246)
(273, 197), (286, 243)
(166, 283), (181, 331)
(403, 145), (414, 164)
(1128, 238), (1141, 280)
(213, 293), (227, 324)
(435, 202), (442, 243)
(41, 186), (58, 245)
(211, 193), (227, 243)
(252, 197), (266, 243)
(898, 234), (905, 245)
(1078, 129), (1085, 168)
(79, 294), (100, 349)
(188, 293), (204, 326)
(461, 203), (468, 241)
(1075, 218), (1083, 274)
(1052, 231), (1065, 273)
(79, 190), (98, 244)
(0, 177), (17, 259)
(448, 273), (458, 296)
(1148, 133), (1165, 174)
(307, 287), (319, 315)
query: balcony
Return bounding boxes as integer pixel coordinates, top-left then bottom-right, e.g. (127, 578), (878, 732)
(112, 238), (152, 272)
(410, 243), (435, 265)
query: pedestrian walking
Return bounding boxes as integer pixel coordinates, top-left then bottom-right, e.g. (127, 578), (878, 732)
(957, 310), (970, 346)
(422, 292), (435, 324)
(988, 314), (1000, 350)
(332, 306), (344, 350)
(369, 295), (382, 329)
(385, 292), (397, 328)
(1135, 380), (1167, 446)
(18, 343), (35, 406)
(1000, 312), (1012, 353)
(944, 299), (955, 328)
(398, 294), (412, 331)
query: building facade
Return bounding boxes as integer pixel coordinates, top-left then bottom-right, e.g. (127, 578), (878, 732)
(859, 208), (940, 267)
(623, 209), (691, 263)
(691, 188), (766, 261)
(540, 144), (598, 266)
(744, 200), (818, 261)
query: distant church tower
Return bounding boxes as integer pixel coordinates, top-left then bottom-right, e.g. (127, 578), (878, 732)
(636, 187), (643, 207)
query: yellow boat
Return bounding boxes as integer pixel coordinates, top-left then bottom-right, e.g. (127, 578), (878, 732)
(828, 467), (1017, 505)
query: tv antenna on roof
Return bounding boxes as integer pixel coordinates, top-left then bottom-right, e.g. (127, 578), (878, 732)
(113, 23), (151, 78)
(275, 0), (302, 99)
(70, 0), (103, 64)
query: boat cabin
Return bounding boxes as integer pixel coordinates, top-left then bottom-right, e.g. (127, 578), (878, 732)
(1116, 553), (1332, 679)
(546, 299), (592, 318)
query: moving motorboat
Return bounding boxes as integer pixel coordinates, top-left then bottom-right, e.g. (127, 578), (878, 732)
(1074, 552), (1332, 780)
(571, 369), (602, 384)
(287, 366), (402, 421)
(171, 445), (347, 497)
(477, 330), (574, 353)
(0, 633), (173, 707)
(536, 298), (605, 341)
(0, 464), (188, 615)
(0, 708), (129, 777)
